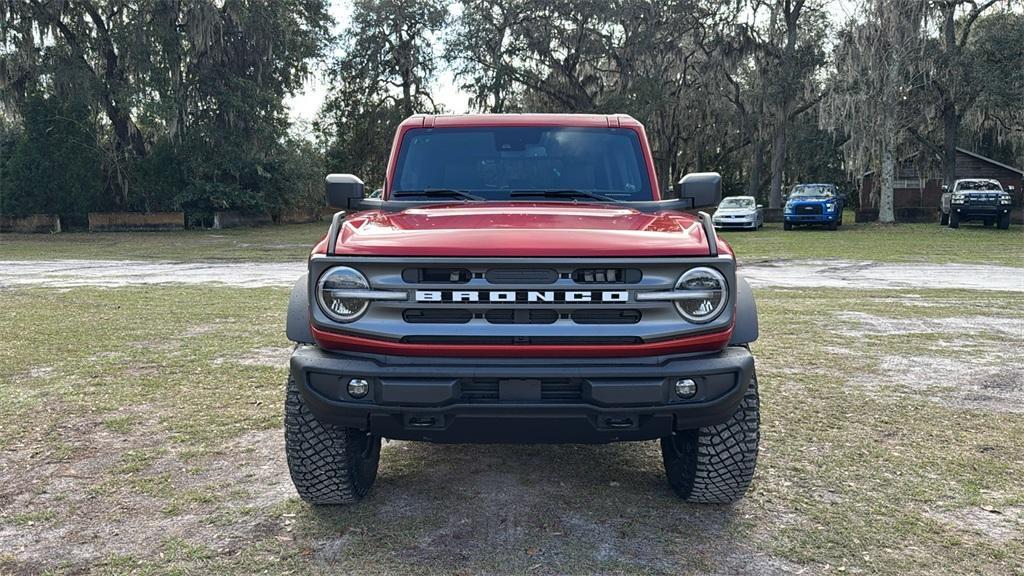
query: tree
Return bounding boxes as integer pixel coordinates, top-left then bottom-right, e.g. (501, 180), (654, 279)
(948, 10), (1024, 171)
(1, 0), (330, 217)
(319, 0), (447, 184)
(822, 0), (930, 223)
(446, 0), (527, 112)
(1, 94), (105, 217)
(447, 0), (747, 188)
(925, 0), (1005, 186)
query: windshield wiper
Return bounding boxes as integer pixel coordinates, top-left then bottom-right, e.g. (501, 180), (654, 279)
(508, 190), (616, 202)
(392, 189), (484, 201)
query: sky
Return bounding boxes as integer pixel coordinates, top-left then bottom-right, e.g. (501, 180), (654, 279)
(285, 0), (862, 127)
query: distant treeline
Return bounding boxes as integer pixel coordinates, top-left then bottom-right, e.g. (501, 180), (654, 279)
(2, 1), (1022, 224)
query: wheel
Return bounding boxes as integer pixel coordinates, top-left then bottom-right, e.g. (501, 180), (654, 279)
(285, 377), (381, 504)
(783, 221), (793, 231)
(948, 211), (960, 229)
(827, 220), (838, 231)
(939, 210), (949, 225)
(838, 212), (844, 226)
(661, 373), (760, 504)
(998, 213), (1011, 229)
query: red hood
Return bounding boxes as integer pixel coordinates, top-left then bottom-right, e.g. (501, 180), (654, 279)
(313, 202), (731, 257)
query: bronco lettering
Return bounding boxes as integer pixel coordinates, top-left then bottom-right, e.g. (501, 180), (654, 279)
(413, 290), (630, 303)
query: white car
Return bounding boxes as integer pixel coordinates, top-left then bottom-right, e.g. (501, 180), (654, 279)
(712, 196), (764, 230)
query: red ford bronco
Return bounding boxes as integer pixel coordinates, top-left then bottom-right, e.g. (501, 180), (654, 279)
(285, 114), (760, 504)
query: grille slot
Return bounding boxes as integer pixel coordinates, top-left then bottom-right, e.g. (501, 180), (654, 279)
(572, 309), (641, 324)
(797, 204), (822, 214)
(485, 309), (559, 324)
(572, 268), (642, 283)
(458, 379), (583, 402)
(403, 309), (473, 324)
(485, 268), (559, 284)
(402, 268), (471, 283)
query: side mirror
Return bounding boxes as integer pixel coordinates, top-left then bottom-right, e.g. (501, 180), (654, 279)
(1008, 186), (1016, 193)
(756, 204), (764, 209)
(941, 185), (949, 192)
(675, 172), (722, 209)
(325, 174), (365, 210)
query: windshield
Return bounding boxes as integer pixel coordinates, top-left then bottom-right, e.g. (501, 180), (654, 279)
(719, 197), (755, 209)
(789, 185), (835, 199)
(956, 180), (1002, 192)
(391, 127), (653, 201)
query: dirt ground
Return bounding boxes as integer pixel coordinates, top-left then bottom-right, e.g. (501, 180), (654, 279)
(1, 273), (1022, 574)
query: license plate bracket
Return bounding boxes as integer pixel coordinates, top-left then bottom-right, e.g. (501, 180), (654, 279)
(498, 378), (542, 401)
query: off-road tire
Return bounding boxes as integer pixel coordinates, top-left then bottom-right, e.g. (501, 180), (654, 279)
(948, 211), (960, 229)
(998, 213), (1011, 229)
(783, 221), (793, 231)
(661, 373), (760, 504)
(939, 210), (949, 225)
(285, 377), (381, 505)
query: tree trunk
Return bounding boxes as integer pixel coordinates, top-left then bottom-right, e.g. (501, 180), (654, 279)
(879, 131), (896, 224)
(769, 123), (787, 209)
(942, 103), (958, 186)
(747, 140), (765, 198)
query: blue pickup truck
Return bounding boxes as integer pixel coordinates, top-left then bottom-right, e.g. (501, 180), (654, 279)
(783, 184), (844, 230)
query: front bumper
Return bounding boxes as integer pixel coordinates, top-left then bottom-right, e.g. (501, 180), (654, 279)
(713, 217), (757, 229)
(784, 212), (838, 223)
(290, 345), (755, 444)
(952, 204), (1011, 219)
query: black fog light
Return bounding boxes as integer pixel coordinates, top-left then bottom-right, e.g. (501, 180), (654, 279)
(347, 378), (369, 398)
(674, 378), (697, 399)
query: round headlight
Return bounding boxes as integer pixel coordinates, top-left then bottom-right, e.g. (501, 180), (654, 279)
(317, 266), (370, 322)
(674, 267), (728, 323)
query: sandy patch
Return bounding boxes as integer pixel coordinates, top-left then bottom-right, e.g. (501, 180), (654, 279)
(0, 421), (291, 571)
(928, 506), (1024, 543)
(741, 260), (1024, 292)
(215, 346), (293, 368)
(834, 311), (1023, 338)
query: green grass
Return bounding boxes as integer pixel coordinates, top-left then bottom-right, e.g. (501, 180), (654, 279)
(720, 213), (1024, 267)
(0, 222), (326, 262)
(1, 284), (1022, 575)
(3, 214), (1023, 267)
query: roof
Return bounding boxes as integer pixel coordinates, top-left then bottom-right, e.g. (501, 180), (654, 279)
(398, 113), (642, 129)
(862, 148), (1024, 177)
(956, 148), (1024, 175)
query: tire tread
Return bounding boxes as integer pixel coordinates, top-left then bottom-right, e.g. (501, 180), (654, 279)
(661, 375), (760, 504)
(284, 377), (380, 505)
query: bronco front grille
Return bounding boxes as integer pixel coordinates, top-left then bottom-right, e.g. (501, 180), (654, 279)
(309, 256), (736, 346)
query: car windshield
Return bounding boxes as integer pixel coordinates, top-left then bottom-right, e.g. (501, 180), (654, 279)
(956, 181), (1002, 191)
(789, 185), (834, 199)
(719, 197), (755, 209)
(391, 127), (653, 201)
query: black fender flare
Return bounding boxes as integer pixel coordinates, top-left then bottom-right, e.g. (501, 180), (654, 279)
(729, 275), (759, 345)
(286, 274), (314, 344)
